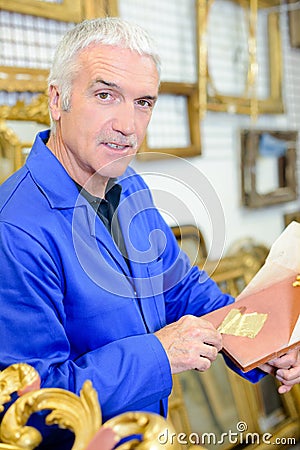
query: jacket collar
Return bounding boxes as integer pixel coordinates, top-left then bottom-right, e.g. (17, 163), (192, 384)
(26, 131), (138, 277)
(26, 130), (80, 209)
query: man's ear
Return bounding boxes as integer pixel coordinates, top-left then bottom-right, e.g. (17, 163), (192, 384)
(49, 85), (61, 121)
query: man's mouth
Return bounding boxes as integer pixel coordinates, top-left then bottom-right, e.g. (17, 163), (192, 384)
(105, 142), (130, 151)
(106, 142), (128, 150)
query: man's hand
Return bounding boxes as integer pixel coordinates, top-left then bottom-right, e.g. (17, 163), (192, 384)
(260, 348), (300, 393)
(154, 315), (222, 374)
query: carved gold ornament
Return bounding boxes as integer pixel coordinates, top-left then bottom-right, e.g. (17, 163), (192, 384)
(0, 364), (179, 449)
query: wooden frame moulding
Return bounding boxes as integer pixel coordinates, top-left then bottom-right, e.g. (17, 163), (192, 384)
(197, 0), (284, 117)
(84, 0), (119, 18)
(0, 67), (48, 93)
(138, 81), (201, 159)
(0, 92), (49, 125)
(284, 210), (300, 228)
(241, 129), (298, 208)
(0, 0), (118, 22)
(0, 0), (82, 22)
(0, 0), (118, 92)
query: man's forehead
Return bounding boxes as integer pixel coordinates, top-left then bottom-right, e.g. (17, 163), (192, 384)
(79, 45), (159, 92)
(78, 43), (156, 69)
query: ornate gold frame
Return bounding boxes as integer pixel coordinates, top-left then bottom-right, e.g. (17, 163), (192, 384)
(0, 121), (23, 183)
(0, 93), (49, 180)
(0, 93), (49, 124)
(197, 0), (284, 117)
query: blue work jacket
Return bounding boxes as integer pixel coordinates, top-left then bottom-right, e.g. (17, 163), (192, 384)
(0, 131), (263, 445)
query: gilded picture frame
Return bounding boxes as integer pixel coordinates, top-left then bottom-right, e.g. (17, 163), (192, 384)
(0, 0), (118, 22)
(0, 93), (49, 181)
(138, 82), (201, 159)
(197, 0), (284, 117)
(0, 0), (83, 22)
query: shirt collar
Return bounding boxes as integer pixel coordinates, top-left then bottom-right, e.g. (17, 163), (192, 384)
(73, 179), (122, 213)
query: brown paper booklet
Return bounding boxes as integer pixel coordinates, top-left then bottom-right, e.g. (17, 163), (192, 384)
(204, 274), (300, 372)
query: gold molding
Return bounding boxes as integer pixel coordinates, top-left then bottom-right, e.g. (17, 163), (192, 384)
(0, 364), (40, 410)
(0, 0), (82, 22)
(0, 94), (49, 180)
(197, 0), (284, 117)
(0, 0), (116, 22)
(0, 121), (23, 182)
(0, 93), (49, 124)
(81, 0), (119, 19)
(138, 81), (201, 159)
(0, 67), (48, 93)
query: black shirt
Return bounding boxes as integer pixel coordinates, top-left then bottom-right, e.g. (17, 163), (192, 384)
(74, 179), (129, 262)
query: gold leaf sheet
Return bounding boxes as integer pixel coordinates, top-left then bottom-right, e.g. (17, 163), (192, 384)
(218, 308), (268, 339)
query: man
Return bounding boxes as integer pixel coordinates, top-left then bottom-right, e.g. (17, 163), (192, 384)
(0, 17), (299, 448)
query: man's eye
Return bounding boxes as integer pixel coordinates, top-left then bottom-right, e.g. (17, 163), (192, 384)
(97, 92), (111, 100)
(136, 99), (152, 108)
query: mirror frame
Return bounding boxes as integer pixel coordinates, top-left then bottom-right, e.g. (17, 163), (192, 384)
(241, 129), (298, 208)
(197, 0), (284, 117)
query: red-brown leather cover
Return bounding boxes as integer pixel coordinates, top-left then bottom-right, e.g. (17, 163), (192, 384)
(203, 275), (300, 372)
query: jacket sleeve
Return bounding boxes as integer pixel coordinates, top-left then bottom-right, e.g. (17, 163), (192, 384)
(0, 222), (172, 421)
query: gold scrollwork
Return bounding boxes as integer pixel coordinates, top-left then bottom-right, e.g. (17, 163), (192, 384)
(0, 364), (180, 450)
(0, 93), (50, 180)
(0, 364), (40, 414)
(0, 381), (101, 450)
(0, 93), (49, 125)
(0, 121), (23, 183)
(105, 412), (181, 449)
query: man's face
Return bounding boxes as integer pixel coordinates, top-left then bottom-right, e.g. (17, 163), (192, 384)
(49, 44), (159, 185)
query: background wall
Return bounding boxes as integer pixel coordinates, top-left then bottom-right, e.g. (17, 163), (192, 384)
(1, 0), (299, 259)
(119, 0), (300, 258)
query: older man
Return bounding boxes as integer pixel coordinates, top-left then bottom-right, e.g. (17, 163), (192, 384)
(0, 17), (299, 449)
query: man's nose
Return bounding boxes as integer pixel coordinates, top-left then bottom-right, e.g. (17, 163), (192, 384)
(112, 102), (136, 136)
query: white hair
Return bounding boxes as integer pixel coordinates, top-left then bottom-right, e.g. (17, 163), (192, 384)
(48, 17), (161, 131)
